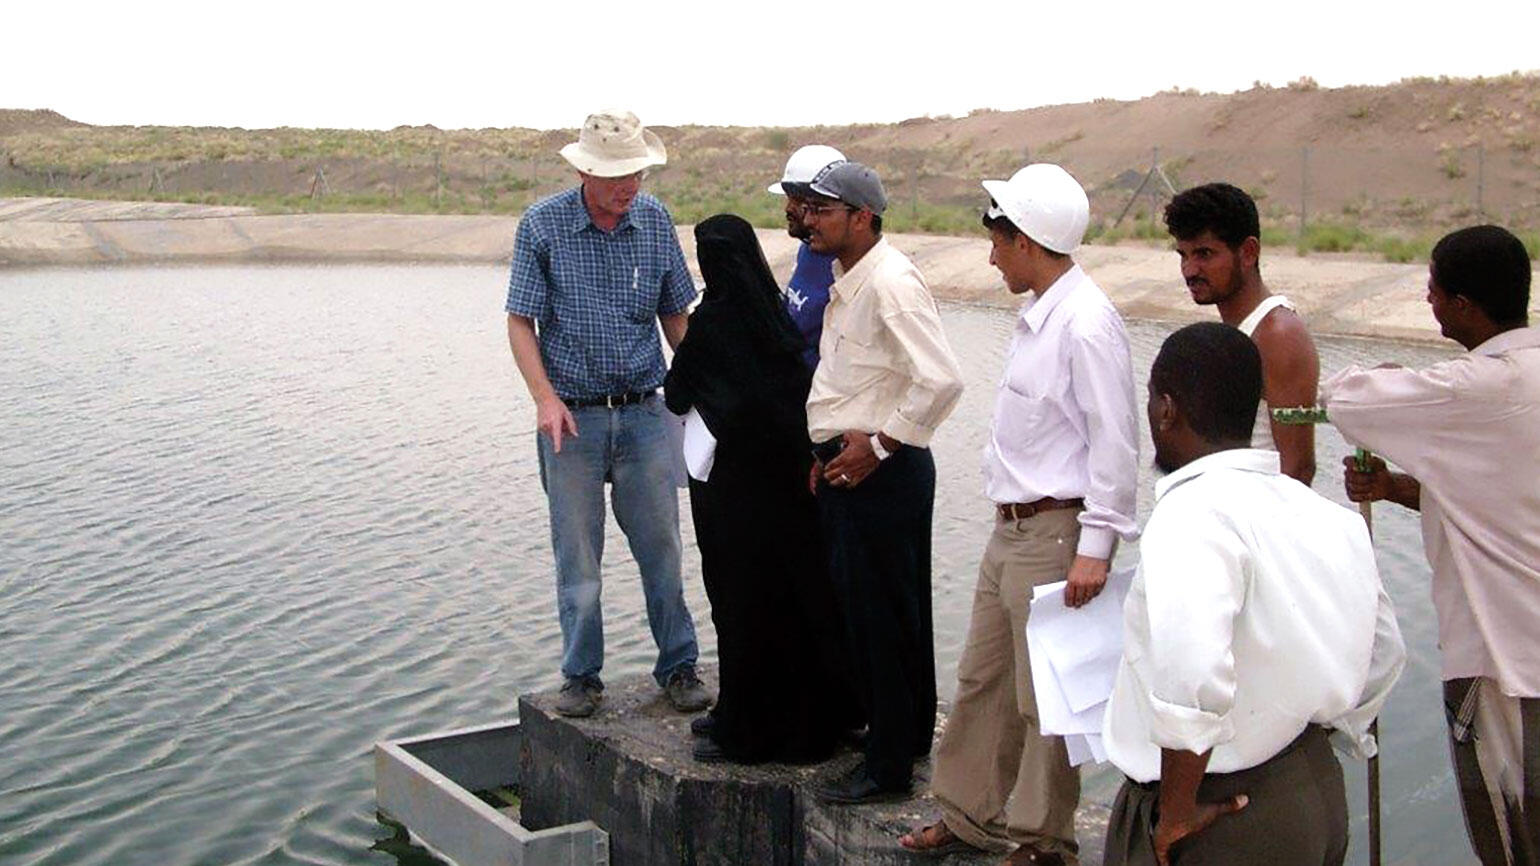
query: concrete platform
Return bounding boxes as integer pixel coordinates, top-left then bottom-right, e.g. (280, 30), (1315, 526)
(517, 669), (1110, 865)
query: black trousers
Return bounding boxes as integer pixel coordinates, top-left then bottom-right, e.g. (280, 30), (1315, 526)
(817, 445), (937, 788)
(1103, 726), (1348, 866)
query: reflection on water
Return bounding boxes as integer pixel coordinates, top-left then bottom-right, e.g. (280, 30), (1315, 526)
(0, 264), (1466, 865)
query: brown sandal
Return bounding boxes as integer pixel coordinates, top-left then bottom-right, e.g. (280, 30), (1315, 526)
(899, 820), (977, 856)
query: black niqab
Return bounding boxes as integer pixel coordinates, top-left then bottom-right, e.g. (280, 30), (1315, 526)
(665, 213), (812, 446)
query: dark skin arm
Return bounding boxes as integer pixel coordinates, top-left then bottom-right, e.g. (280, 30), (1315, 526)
(1153, 748), (1249, 865)
(1252, 310), (1320, 485)
(1342, 454), (1422, 511)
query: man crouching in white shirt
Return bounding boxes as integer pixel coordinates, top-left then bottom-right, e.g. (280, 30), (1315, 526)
(1102, 322), (1406, 866)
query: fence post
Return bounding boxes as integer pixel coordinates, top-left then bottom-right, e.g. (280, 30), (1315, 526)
(1298, 146), (1310, 248)
(911, 152), (920, 227)
(435, 148), (444, 208)
(1476, 143), (1485, 218)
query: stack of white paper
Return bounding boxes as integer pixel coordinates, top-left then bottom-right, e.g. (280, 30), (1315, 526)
(1025, 567), (1135, 766)
(681, 407), (717, 482)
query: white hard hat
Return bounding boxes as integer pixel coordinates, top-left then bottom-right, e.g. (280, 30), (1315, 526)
(769, 144), (846, 195)
(980, 164), (1090, 254)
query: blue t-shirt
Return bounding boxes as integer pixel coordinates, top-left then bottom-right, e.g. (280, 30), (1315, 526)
(504, 187), (695, 400)
(784, 242), (837, 369)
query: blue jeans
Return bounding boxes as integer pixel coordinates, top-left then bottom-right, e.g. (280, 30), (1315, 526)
(536, 395), (698, 687)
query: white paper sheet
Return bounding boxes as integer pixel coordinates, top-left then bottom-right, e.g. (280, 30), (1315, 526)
(1029, 567), (1135, 712)
(681, 407), (717, 482)
(1026, 625), (1107, 737)
(1025, 567), (1136, 766)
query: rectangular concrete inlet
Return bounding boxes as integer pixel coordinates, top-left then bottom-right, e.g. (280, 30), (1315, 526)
(374, 722), (609, 866)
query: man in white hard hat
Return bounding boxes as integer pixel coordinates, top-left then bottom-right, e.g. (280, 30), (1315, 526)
(504, 108), (710, 719)
(1163, 183), (1319, 485)
(769, 144), (845, 368)
(801, 161), (965, 805)
(901, 164), (1139, 865)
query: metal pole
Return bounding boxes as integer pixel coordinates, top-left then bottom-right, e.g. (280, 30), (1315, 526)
(1272, 414), (1384, 866)
(1357, 447), (1382, 866)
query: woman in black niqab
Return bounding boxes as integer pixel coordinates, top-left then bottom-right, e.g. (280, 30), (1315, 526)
(665, 213), (856, 764)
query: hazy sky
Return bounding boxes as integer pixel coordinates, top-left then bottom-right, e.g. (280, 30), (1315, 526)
(7, 1), (1538, 131)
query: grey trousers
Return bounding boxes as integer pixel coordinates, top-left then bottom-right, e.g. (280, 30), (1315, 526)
(1103, 726), (1348, 866)
(1445, 676), (1540, 866)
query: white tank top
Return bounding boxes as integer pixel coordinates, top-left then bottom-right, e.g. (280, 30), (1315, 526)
(1235, 296), (1295, 451)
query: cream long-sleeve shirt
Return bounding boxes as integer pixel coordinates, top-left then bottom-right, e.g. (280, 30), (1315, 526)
(982, 264), (1140, 559)
(1103, 449), (1406, 782)
(806, 238), (964, 447)
(1321, 326), (1540, 697)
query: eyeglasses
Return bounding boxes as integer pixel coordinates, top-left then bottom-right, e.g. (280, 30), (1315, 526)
(800, 202), (855, 218)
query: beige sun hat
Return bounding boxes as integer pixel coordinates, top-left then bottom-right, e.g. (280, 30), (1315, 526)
(559, 109), (668, 178)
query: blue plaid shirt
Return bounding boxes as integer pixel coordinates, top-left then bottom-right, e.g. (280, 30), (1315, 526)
(505, 187), (696, 401)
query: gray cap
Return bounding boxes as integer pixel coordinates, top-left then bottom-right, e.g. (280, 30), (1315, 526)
(808, 161), (887, 215)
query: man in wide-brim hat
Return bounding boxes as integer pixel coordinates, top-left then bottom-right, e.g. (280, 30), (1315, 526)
(504, 108), (711, 719)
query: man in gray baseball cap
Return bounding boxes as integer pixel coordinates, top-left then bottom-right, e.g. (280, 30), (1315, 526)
(803, 160), (965, 804)
(771, 145), (846, 368)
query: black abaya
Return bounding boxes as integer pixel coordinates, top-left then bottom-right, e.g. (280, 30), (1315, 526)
(664, 214), (857, 763)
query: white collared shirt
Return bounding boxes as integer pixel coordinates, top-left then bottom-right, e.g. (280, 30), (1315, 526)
(1321, 326), (1540, 697)
(806, 238), (964, 447)
(1104, 449), (1406, 782)
(982, 264), (1140, 558)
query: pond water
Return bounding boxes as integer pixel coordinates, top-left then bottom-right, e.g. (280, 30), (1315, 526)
(0, 264), (1469, 865)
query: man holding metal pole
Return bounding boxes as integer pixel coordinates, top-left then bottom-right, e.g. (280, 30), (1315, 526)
(1322, 224), (1540, 866)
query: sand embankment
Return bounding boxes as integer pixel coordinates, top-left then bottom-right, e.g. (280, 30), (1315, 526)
(7, 197), (1522, 344)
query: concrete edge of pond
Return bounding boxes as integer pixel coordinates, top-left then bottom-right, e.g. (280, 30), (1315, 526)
(10, 197), (1535, 346)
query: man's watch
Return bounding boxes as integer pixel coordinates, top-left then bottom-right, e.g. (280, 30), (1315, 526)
(870, 433), (892, 461)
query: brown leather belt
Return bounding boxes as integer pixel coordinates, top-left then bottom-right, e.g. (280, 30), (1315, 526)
(997, 497), (1084, 521)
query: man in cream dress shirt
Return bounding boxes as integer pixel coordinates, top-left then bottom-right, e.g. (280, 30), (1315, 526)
(901, 164), (1139, 866)
(799, 161), (965, 805)
(1325, 224), (1540, 865)
(1102, 322), (1405, 866)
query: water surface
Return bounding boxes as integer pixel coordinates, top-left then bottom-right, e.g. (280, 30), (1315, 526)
(0, 264), (1467, 865)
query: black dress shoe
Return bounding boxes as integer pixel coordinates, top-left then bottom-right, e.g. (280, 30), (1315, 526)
(690, 713), (716, 738)
(692, 736), (730, 764)
(814, 765), (911, 804)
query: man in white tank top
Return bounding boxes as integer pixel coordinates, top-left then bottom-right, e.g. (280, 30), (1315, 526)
(1164, 183), (1320, 485)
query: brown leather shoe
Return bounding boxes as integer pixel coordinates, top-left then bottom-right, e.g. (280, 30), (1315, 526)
(1002, 845), (1067, 866)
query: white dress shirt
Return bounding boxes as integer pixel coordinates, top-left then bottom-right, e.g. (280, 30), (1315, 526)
(1104, 449), (1406, 782)
(806, 238), (964, 447)
(982, 264), (1140, 559)
(1321, 326), (1540, 697)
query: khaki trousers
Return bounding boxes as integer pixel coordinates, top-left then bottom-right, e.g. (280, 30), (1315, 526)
(932, 508), (1082, 858)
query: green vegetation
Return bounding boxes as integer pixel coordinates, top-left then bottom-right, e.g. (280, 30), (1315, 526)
(5, 72), (1537, 267)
